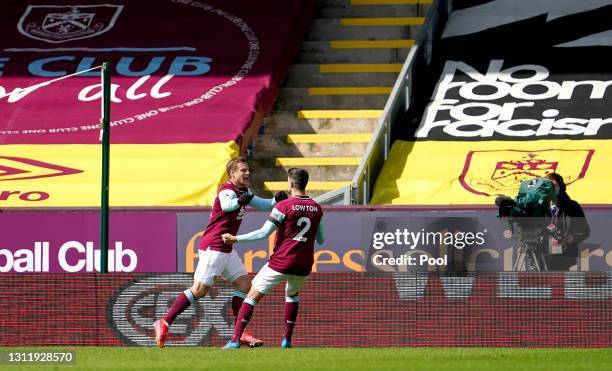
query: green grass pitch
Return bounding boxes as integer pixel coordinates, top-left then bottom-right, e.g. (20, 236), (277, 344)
(1, 347), (611, 371)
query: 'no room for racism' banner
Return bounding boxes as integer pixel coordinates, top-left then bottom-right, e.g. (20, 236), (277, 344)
(375, 1), (612, 205)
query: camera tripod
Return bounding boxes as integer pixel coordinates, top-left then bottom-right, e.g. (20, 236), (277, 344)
(510, 220), (549, 272)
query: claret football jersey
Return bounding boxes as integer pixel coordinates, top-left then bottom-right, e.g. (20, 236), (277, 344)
(267, 195), (323, 276)
(199, 182), (249, 253)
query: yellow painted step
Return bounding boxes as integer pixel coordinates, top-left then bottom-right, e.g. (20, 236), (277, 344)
(298, 110), (383, 119)
(352, 0), (432, 5)
(276, 157), (362, 166)
(320, 63), (402, 73)
(308, 87), (392, 95)
(341, 17), (425, 26)
(264, 181), (351, 191)
(331, 39), (415, 49)
(287, 134), (372, 143)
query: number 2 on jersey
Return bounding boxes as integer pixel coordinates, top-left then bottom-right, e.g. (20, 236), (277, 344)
(293, 217), (311, 242)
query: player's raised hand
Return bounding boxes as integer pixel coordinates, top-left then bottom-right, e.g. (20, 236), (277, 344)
(222, 233), (237, 244)
(274, 191), (289, 202)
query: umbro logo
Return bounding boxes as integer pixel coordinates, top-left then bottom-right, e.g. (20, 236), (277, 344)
(0, 156), (83, 181)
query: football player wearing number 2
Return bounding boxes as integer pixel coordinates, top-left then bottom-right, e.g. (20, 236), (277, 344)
(222, 167), (324, 349)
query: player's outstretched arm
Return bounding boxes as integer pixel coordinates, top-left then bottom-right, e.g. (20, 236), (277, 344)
(249, 195), (275, 211)
(316, 217), (325, 245)
(248, 191), (289, 211)
(222, 221), (278, 244)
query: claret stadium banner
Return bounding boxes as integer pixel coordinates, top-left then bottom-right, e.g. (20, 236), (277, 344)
(0, 0), (317, 206)
(374, 0), (612, 205)
(178, 210), (612, 274)
(3, 208), (612, 274)
(177, 211), (367, 274)
(0, 211), (177, 273)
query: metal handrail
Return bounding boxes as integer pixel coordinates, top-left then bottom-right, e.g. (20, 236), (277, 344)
(314, 0), (450, 205)
(348, 0), (450, 204)
(350, 45), (418, 204)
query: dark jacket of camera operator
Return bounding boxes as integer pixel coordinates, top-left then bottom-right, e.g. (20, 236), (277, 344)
(546, 173), (590, 268)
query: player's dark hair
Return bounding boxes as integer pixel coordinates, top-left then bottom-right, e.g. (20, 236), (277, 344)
(226, 157), (248, 176)
(288, 167), (309, 190)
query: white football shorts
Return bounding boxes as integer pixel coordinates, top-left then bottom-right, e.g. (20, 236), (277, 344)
(251, 263), (307, 296)
(194, 249), (247, 286)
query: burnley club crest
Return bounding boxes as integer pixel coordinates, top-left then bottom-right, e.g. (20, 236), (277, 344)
(18, 5), (124, 43)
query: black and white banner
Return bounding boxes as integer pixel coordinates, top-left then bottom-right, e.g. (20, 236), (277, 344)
(415, 0), (612, 140)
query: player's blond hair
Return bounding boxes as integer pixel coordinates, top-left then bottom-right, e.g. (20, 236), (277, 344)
(226, 157), (248, 176)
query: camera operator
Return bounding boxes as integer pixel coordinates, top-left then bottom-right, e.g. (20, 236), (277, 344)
(495, 173), (590, 271)
(544, 173), (590, 270)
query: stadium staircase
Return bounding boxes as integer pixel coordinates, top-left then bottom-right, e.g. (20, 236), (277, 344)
(249, 0), (430, 198)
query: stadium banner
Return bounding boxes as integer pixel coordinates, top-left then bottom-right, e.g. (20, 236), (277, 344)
(177, 211), (366, 274)
(0, 0), (315, 144)
(178, 210), (612, 273)
(371, 139), (611, 205)
(0, 272), (610, 347)
(414, 1), (612, 141)
(1, 0), (317, 207)
(0, 142), (237, 207)
(415, 58), (612, 141)
(0, 211), (176, 273)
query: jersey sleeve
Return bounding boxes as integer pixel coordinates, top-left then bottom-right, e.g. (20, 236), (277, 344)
(218, 189), (240, 212)
(236, 221), (278, 242)
(249, 194), (276, 211)
(268, 204), (287, 226)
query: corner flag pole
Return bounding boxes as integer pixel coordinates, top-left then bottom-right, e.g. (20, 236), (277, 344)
(100, 62), (111, 273)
